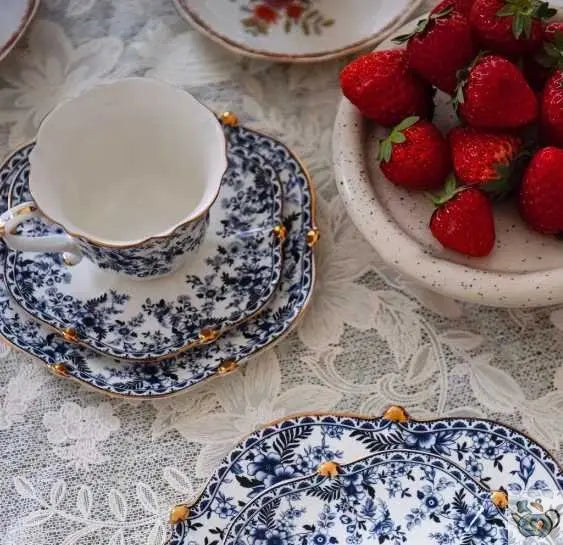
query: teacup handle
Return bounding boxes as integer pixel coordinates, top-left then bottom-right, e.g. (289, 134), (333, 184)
(1, 201), (83, 265)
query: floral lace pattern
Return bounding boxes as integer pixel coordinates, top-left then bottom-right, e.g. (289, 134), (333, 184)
(0, 2), (562, 545)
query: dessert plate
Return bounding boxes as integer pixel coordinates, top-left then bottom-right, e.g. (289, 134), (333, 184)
(333, 9), (563, 308)
(167, 409), (562, 545)
(0, 121), (317, 397)
(0, 0), (39, 63)
(173, 0), (422, 63)
(4, 135), (284, 362)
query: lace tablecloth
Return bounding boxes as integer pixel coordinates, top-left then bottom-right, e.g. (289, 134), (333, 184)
(1, 1), (562, 544)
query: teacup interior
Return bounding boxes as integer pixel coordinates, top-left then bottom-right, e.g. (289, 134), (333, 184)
(30, 78), (226, 245)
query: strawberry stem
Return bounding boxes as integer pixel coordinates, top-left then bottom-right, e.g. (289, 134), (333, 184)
(496, 0), (556, 39)
(393, 6), (454, 43)
(428, 175), (464, 206)
(377, 116), (419, 163)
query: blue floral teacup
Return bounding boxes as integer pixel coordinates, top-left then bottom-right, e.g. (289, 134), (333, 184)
(0, 78), (227, 278)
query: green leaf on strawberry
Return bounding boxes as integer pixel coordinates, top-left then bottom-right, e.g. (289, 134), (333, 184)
(393, 6), (454, 43)
(428, 174), (464, 205)
(536, 30), (563, 69)
(496, 0), (556, 39)
(377, 116), (419, 163)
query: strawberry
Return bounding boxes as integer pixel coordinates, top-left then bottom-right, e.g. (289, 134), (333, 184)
(339, 50), (434, 127)
(393, 6), (477, 94)
(449, 127), (523, 192)
(469, 0), (555, 55)
(378, 116), (451, 190)
(430, 178), (496, 257)
(541, 70), (563, 146)
(519, 146), (563, 233)
(432, 0), (475, 17)
(524, 22), (563, 89)
(455, 54), (538, 129)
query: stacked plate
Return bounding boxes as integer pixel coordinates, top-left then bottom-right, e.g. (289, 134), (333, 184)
(0, 116), (318, 397)
(166, 407), (563, 545)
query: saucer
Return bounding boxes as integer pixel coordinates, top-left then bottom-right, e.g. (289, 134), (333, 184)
(167, 408), (562, 545)
(173, 0), (422, 63)
(4, 134), (284, 362)
(0, 120), (317, 397)
(0, 0), (39, 63)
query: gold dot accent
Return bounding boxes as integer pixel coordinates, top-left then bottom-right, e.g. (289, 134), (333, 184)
(491, 490), (509, 510)
(169, 504), (190, 525)
(317, 461), (341, 478)
(218, 359), (239, 376)
(220, 111), (239, 127)
(61, 327), (79, 344)
(49, 363), (69, 377)
(273, 224), (287, 242)
(62, 254), (78, 266)
(15, 204), (36, 217)
(306, 229), (320, 248)
(199, 328), (220, 345)
(383, 406), (409, 423)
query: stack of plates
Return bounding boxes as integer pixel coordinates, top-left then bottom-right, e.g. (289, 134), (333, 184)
(166, 407), (562, 545)
(0, 117), (318, 397)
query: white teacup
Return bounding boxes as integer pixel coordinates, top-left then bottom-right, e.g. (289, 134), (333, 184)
(1, 78), (228, 278)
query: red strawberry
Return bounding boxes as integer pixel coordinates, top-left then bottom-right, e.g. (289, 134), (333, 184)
(541, 70), (563, 146)
(339, 50), (434, 127)
(544, 20), (563, 41)
(519, 146), (563, 233)
(393, 6), (477, 94)
(432, 0), (475, 17)
(378, 116), (451, 190)
(449, 127), (522, 192)
(524, 21), (563, 89)
(456, 54), (538, 129)
(469, 0), (555, 55)
(430, 179), (496, 257)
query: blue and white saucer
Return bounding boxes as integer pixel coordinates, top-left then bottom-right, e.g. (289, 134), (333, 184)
(0, 121), (317, 395)
(4, 136), (284, 362)
(168, 409), (562, 545)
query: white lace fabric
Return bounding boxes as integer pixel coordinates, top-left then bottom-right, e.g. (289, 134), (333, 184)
(0, 1), (562, 544)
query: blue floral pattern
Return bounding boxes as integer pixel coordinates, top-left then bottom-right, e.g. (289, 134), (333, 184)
(224, 452), (506, 545)
(167, 414), (561, 545)
(0, 125), (316, 394)
(74, 213), (208, 278)
(4, 131), (284, 361)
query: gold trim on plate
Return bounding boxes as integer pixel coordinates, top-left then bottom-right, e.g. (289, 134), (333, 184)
(273, 224), (287, 242)
(169, 504), (190, 525)
(383, 405), (410, 423)
(49, 362), (70, 378)
(217, 359), (239, 376)
(219, 111), (239, 127)
(317, 461), (341, 478)
(61, 327), (79, 344)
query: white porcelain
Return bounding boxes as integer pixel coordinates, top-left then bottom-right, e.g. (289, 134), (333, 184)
(0, 0), (39, 63)
(333, 10), (563, 308)
(1, 77), (228, 278)
(173, 0), (422, 63)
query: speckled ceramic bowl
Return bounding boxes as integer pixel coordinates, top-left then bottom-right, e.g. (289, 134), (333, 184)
(334, 10), (563, 308)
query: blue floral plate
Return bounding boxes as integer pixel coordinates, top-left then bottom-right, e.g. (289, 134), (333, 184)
(0, 121), (317, 395)
(4, 133), (284, 362)
(167, 408), (562, 545)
